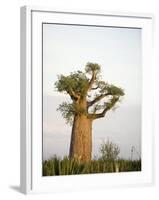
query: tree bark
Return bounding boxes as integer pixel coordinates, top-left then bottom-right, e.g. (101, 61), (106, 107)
(69, 114), (92, 162)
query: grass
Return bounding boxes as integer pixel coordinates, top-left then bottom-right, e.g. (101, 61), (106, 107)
(42, 156), (141, 176)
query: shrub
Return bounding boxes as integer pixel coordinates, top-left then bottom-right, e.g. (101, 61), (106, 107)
(99, 140), (120, 161)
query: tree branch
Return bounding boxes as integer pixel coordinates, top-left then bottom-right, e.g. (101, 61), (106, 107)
(88, 97), (119, 120)
(87, 93), (111, 107)
(87, 70), (96, 91)
(91, 85), (99, 90)
(67, 87), (80, 100)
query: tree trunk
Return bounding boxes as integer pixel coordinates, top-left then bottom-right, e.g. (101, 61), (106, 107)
(69, 114), (92, 162)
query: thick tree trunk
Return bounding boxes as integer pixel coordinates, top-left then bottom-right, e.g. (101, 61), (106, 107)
(69, 114), (92, 162)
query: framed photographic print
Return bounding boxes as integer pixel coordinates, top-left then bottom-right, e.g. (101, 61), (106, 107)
(20, 6), (154, 194)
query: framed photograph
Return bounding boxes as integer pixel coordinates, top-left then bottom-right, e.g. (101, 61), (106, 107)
(20, 6), (154, 194)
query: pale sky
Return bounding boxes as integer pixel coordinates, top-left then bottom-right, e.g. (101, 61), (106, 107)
(43, 23), (142, 160)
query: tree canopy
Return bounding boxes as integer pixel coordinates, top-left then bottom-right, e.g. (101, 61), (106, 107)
(55, 62), (125, 124)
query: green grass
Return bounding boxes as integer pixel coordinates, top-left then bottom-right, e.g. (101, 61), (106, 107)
(42, 156), (141, 176)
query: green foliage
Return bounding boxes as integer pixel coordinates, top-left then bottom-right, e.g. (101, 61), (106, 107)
(57, 101), (88, 124)
(55, 62), (125, 124)
(106, 84), (125, 96)
(85, 62), (101, 74)
(43, 156), (141, 176)
(99, 140), (120, 161)
(57, 102), (75, 125)
(117, 159), (141, 172)
(55, 71), (89, 95)
(43, 156), (86, 176)
(96, 81), (124, 97)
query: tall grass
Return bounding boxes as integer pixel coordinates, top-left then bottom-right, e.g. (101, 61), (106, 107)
(43, 156), (141, 176)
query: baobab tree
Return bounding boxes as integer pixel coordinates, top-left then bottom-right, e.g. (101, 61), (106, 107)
(55, 62), (125, 162)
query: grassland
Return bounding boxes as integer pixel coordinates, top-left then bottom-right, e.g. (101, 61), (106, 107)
(43, 156), (141, 176)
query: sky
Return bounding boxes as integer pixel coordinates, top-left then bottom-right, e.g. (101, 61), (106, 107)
(42, 23), (142, 160)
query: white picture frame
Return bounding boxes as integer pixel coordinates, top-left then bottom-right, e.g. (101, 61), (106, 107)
(20, 6), (154, 194)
